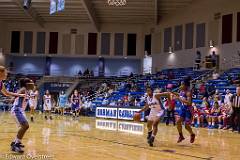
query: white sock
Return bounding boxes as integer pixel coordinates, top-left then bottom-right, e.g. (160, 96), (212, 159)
(14, 138), (21, 144)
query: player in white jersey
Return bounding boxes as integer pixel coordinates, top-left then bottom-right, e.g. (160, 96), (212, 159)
(29, 86), (38, 122)
(43, 90), (53, 120)
(137, 87), (173, 147)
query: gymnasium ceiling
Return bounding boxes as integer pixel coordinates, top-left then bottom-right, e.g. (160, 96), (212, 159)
(0, 0), (194, 30)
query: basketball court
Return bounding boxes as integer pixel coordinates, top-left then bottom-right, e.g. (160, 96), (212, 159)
(0, 0), (240, 159)
(0, 113), (239, 160)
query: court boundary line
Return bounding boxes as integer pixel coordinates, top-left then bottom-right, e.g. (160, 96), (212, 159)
(64, 132), (213, 160)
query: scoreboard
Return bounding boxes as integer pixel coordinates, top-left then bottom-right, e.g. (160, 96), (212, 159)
(50, 0), (65, 15)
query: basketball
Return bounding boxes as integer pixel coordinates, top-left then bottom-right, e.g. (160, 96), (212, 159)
(133, 112), (141, 122)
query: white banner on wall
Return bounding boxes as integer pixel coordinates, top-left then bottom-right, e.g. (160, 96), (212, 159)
(143, 55), (152, 74)
(96, 107), (118, 119)
(96, 119), (144, 135)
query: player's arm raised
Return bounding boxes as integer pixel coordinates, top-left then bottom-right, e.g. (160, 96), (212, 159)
(1, 84), (25, 97)
(154, 92), (171, 100)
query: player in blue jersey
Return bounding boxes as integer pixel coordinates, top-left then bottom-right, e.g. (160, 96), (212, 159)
(10, 78), (34, 153)
(172, 84), (196, 144)
(58, 91), (67, 116)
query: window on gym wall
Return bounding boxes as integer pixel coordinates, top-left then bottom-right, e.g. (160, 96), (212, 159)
(11, 31), (20, 53)
(36, 32), (45, 54)
(237, 12), (240, 42)
(88, 33), (97, 55)
(164, 27), (172, 52)
(144, 34), (151, 55)
(24, 31), (33, 54)
(127, 33), (137, 56)
(185, 23), (194, 49)
(196, 23), (206, 48)
(222, 14), (233, 44)
(101, 33), (110, 55)
(114, 33), (124, 56)
(174, 25), (183, 51)
(49, 32), (58, 54)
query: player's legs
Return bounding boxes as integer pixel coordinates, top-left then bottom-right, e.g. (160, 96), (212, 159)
(177, 107), (186, 143)
(147, 117), (161, 147)
(184, 109), (195, 143)
(49, 110), (53, 120)
(30, 106), (35, 122)
(76, 108), (80, 117)
(11, 111), (29, 153)
(199, 115), (204, 127)
(176, 117), (185, 143)
(44, 110), (48, 120)
(208, 116), (213, 128)
(218, 115), (223, 129)
(72, 106), (76, 118)
(196, 116), (201, 127)
(60, 107), (64, 116)
(147, 120), (153, 139)
(171, 109), (176, 125)
(152, 118), (161, 137)
(166, 109), (171, 125)
(16, 122), (29, 142)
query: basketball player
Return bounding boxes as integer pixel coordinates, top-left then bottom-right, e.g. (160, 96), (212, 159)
(172, 88), (196, 143)
(43, 90), (53, 120)
(29, 86), (38, 122)
(71, 90), (81, 118)
(58, 91), (67, 116)
(0, 66), (25, 97)
(11, 78), (34, 153)
(137, 87), (172, 147)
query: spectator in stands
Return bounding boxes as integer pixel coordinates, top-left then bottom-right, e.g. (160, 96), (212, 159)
(212, 71), (220, 80)
(78, 70), (82, 76)
(227, 75), (234, 85)
(102, 98), (109, 106)
(129, 72), (133, 77)
(192, 103), (202, 128)
(202, 98), (211, 127)
(218, 103), (232, 129)
(109, 100), (116, 106)
(214, 89), (222, 105)
(90, 70), (94, 77)
(208, 101), (221, 129)
(211, 51), (217, 67)
(206, 85), (215, 97)
(167, 70), (174, 80)
(83, 68), (90, 76)
(191, 83), (198, 98)
(224, 89), (233, 107)
(208, 96), (215, 107)
(201, 97), (210, 109)
(199, 82), (207, 97)
(195, 51), (201, 70)
(233, 74), (240, 85)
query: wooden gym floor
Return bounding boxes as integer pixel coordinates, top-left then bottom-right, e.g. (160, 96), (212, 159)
(0, 112), (239, 160)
